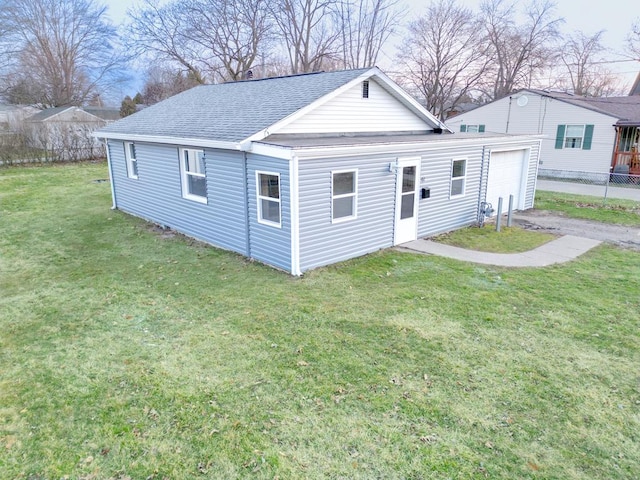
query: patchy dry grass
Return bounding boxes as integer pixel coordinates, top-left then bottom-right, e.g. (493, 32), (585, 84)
(1, 163), (639, 479)
(432, 224), (556, 253)
(535, 190), (640, 225)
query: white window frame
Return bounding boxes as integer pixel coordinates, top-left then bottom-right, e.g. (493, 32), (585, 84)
(124, 141), (138, 179)
(331, 169), (358, 223)
(450, 158), (467, 198)
(179, 147), (207, 204)
(465, 125), (480, 133)
(564, 124), (585, 149)
(256, 171), (281, 228)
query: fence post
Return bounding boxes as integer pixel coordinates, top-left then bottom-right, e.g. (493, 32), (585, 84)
(507, 194), (514, 227)
(603, 171), (610, 205)
(496, 197), (503, 232)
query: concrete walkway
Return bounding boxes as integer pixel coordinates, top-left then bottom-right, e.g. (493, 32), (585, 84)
(399, 235), (602, 267)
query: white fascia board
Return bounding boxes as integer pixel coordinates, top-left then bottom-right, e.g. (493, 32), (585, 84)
(243, 68), (380, 142)
(91, 131), (241, 151)
(246, 141), (294, 160)
(290, 134), (545, 161)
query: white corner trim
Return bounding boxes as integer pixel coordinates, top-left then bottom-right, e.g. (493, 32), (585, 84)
(290, 155), (301, 276)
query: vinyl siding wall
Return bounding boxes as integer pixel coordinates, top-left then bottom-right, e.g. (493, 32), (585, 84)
(276, 79), (428, 135)
(108, 140), (248, 255)
(246, 154), (292, 272)
(416, 145), (486, 237)
(448, 94), (617, 174)
(297, 155), (396, 272)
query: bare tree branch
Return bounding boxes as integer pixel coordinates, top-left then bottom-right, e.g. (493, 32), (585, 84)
(336, 0), (403, 69)
(184, 0), (273, 81)
(395, 0), (491, 119)
(270, 0), (341, 73)
(125, 0), (206, 83)
(1, 0), (128, 107)
(479, 0), (563, 99)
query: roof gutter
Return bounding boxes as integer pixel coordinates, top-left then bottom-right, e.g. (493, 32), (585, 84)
(92, 131), (242, 151)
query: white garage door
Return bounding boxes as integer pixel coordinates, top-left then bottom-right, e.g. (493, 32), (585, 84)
(486, 149), (528, 212)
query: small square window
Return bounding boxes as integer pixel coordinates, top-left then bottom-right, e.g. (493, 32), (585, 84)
(180, 148), (207, 203)
(450, 159), (466, 197)
(257, 172), (281, 227)
(332, 170), (357, 221)
(124, 142), (138, 179)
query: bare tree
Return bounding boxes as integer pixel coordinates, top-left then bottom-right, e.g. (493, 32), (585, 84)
(125, 0), (206, 84)
(628, 18), (640, 60)
(336, 0), (403, 69)
(184, 0), (274, 81)
(1, 0), (128, 107)
(558, 30), (620, 97)
(479, 0), (563, 99)
(140, 65), (201, 104)
(270, 0), (341, 73)
(395, 0), (490, 119)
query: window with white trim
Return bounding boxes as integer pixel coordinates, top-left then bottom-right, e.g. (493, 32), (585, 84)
(124, 142), (138, 179)
(564, 124), (584, 149)
(332, 170), (357, 221)
(179, 148), (207, 203)
(450, 159), (466, 197)
(257, 172), (281, 227)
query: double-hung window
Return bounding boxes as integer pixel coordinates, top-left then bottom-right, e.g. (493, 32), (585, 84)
(564, 125), (584, 149)
(180, 148), (207, 203)
(450, 158), (466, 197)
(257, 172), (281, 227)
(332, 170), (357, 222)
(124, 142), (138, 179)
(555, 124), (594, 150)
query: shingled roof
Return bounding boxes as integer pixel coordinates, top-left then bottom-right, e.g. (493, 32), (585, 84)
(525, 89), (640, 125)
(96, 67), (448, 147)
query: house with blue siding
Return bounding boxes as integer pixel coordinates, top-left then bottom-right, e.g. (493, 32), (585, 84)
(94, 67), (542, 275)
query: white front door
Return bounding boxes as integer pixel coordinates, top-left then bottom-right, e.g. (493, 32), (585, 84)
(394, 158), (421, 245)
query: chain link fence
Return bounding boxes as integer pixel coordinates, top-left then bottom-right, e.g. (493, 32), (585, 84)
(537, 168), (640, 203)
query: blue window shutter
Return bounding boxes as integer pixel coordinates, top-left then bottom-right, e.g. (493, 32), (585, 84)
(555, 125), (565, 149)
(479, 125), (485, 133)
(460, 125), (467, 132)
(583, 125), (594, 150)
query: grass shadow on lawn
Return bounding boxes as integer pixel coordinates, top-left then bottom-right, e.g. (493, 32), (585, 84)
(1, 163), (639, 479)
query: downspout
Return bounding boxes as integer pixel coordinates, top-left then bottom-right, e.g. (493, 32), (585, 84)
(477, 146), (487, 222)
(104, 139), (117, 209)
(242, 151), (250, 257)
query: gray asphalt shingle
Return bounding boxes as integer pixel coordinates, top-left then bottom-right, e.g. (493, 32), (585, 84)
(98, 69), (372, 143)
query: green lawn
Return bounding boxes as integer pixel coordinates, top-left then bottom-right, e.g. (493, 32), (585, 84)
(432, 225), (556, 253)
(535, 190), (640, 225)
(1, 163), (639, 479)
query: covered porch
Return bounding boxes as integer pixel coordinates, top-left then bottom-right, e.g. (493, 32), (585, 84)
(611, 124), (640, 176)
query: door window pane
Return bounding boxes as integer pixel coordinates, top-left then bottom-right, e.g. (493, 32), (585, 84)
(400, 193), (415, 219)
(402, 166), (415, 192)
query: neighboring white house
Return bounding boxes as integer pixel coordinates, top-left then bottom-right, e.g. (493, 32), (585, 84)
(27, 106), (110, 160)
(448, 89), (640, 178)
(0, 104), (39, 146)
(94, 67), (542, 275)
